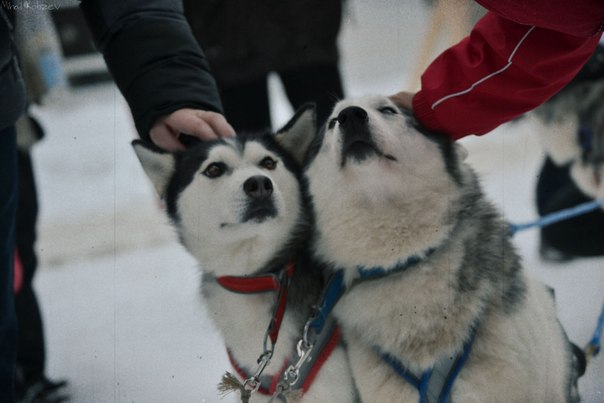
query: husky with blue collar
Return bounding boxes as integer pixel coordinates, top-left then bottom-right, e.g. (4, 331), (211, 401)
(132, 108), (356, 402)
(304, 95), (580, 402)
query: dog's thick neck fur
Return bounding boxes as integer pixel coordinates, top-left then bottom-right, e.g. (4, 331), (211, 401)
(328, 174), (524, 370)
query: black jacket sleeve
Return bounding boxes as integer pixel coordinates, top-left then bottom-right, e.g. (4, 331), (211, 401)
(0, 9), (26, 131)
(79, 0), (223, 139)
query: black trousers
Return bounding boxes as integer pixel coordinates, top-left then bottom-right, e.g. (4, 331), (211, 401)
(14, 149), (46, 383)
(218, 63), (344, 133)
(0, 126), (18, 403)
(536, 157), (604, 256)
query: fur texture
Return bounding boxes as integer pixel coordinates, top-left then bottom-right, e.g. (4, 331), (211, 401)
(133, 107), (356, 402)
(305, 95), (578, 402)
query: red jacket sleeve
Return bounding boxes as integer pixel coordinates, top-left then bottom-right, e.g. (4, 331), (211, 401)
(412, 12), (601, 140)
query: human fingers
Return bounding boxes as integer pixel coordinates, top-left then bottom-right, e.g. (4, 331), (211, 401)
(389, 91), (415, 111)
(195, 110), (236, 137)
(164, 109), (236, 140)
(149, 124), (186, 151)
(161, 109), (222, 141)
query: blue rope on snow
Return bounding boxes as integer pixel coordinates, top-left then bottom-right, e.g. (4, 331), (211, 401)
(508, 197), (604, 236)
(507, 197), (604, 365)
(586, 301), (604, 360)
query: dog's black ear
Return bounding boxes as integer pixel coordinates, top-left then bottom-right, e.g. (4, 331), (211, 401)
(132, 140), (175, 198)
(275, 103), (316, 164)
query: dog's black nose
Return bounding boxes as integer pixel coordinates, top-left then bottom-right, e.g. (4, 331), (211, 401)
(243, 175), (273, 199)
(337, 106), (368, 126)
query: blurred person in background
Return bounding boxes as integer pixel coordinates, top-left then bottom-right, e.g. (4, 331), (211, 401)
(2, 1), (233, 401)
(13, 115), (70, 403)
(8, 5), (69, 401)
(0, 1), (27, 400)
(184, 0), (345, 131)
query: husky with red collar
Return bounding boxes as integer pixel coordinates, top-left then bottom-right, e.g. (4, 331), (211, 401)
(132, 107), (356, 402)
(303, 95), (581, 402)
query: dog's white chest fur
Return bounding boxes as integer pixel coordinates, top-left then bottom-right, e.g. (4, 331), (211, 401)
(203, 281), (297, 370)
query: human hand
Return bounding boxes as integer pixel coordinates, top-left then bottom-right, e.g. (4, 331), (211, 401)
(389, 91), (415, 111)
(149, 108), (236, 151)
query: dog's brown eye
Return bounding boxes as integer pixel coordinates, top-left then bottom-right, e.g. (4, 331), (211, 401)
(203, 162), (225, 178)
(260, 156), (277, 170)
(379, 106), (397, 115)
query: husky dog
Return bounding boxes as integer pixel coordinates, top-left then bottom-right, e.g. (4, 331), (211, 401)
(132, 108), (356, 402)
(533, 46), (604, 259)
(304, 95), (579, 402)
(534, 77), (604, 200)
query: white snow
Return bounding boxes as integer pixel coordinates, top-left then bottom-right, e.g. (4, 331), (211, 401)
(23, 1), (603, 401)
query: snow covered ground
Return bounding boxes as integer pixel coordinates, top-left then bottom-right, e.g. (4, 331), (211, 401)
(24, 1), (603, 401)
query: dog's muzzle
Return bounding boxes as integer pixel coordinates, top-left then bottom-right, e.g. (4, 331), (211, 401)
(244, 175), (273, 200)
(338, 106), (379, 164)
(242, 175), (277, 222)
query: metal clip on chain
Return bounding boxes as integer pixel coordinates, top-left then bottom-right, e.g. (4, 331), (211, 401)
(284, 339), (314, 387)
(268, 383), (287, 403)
(243, 349), (273, 394)
(269, 339), (314, 402)
(270, 285), (326, 401)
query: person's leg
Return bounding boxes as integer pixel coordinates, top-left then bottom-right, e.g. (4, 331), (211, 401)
(219, 76), (272, 133)
(278, 63), (344, 126)
(14, 150), (46, 385)
(0, 126), (18, 403)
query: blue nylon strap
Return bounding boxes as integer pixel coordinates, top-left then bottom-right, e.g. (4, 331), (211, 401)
(587, 301), (604, 357)
(376, 326), (477, 403)
(304, 243), (475, 402)
(437, 326), (478, 403)
(309, 247), (437, 335)
(509, 200), (604, 364)
(508, 197), (604, 236)
(418, 370), (433, 403)
(378, 349), (423, 389)
(357, 248), (436, 281)
(308, 270), (345, 334)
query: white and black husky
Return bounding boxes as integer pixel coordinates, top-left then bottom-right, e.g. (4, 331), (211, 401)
(533, 52), (604, 201)
(304, 95), (580, 402)
(132, 108), (356, 402)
